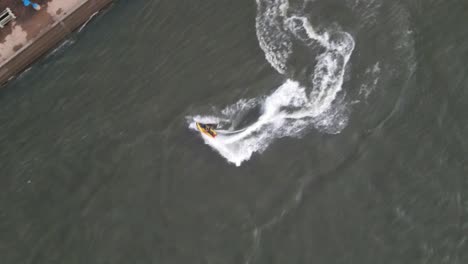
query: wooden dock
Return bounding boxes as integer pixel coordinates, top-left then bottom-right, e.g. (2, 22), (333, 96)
(0, 0), (113, 86)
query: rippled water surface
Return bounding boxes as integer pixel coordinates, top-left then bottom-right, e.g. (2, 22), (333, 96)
(1, 0), (467, 263)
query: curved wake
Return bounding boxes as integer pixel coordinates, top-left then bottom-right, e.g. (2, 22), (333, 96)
(188, 0), (355, 166)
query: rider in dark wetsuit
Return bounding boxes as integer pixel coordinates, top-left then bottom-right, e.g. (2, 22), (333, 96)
(205, 124), (216, 136)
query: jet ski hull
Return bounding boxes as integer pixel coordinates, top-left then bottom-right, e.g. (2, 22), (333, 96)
(196, 122), (217, 138)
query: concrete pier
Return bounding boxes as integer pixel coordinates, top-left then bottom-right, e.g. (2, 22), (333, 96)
(0, 0), (113, 86)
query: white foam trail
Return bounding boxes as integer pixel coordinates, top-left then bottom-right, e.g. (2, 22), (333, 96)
(78, 11), (99, 33)
(46, 39), (75, 59)
(188, 0), (355, 166)
(255, 0), (292, 74)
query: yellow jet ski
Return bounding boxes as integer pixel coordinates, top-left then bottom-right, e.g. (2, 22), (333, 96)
(196, 122), (217, 138)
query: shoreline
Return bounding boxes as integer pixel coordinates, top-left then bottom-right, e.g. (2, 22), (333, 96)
(0, 0), (113, 87)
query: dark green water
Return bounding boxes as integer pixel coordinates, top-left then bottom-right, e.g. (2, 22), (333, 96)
(1, 0), (467, 263)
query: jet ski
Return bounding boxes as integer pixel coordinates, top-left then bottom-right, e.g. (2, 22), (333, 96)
(196, 122), (217, 138)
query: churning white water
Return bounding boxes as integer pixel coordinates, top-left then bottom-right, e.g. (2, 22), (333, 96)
(188, 0), (355, 166)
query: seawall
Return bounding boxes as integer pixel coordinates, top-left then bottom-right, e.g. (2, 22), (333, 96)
(0, 0), (114, 87)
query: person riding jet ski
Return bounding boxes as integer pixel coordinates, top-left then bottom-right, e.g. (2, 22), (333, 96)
(196, 123), (217, 138)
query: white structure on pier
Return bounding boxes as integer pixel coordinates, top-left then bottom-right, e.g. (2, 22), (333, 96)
(0, 8), (16, 29)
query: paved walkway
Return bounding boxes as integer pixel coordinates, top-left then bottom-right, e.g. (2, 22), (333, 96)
(0, 0), (85, 66)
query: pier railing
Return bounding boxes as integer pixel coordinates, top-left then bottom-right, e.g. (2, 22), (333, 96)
(0, 8), (16, 28)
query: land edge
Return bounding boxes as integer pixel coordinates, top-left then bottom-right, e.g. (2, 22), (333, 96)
(0, 0), (114, 87)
